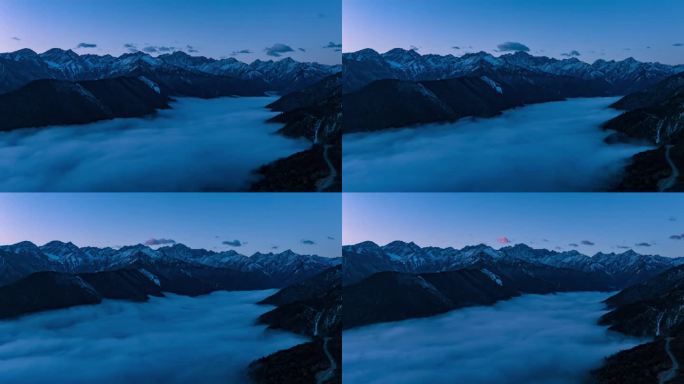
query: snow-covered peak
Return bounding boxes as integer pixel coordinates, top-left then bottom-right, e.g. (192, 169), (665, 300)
(2, 241), (41, 253)
(116, 244), (160, 259)
(40, 240), (80, 253)
(461, 244), (502, 259)
(480, 268), (503, 286)
(40, 48), (80, 62)
(1, 48), (40, 61)
(345, 241), (382, 253)
(343, 48), (682, 93)
(344, 48), (383, 62)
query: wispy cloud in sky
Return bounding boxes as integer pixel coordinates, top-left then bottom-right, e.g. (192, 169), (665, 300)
(144, 238), (176, 246)
(223, 240), (243, 247)
(264, 43), (294, 57)
(231, 49), (251, 56)
(496, 42), (530, 52)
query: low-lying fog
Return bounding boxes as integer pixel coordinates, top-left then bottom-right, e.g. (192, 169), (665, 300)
(343, 292), (646, 384)
(0, 290), (307, 383)
(344, 97), (652, 191)
(0, 97), (309, 191)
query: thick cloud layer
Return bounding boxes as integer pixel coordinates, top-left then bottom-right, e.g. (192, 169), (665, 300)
(343, 292), (646, 384)
(0, 97), (308, 191)
(0, 290), (306, 383)
(344, 97), (651, 191)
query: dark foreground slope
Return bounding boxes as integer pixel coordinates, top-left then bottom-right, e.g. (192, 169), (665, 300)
(344, 269), (517, 328)
(343, 258), (617, 329)
(594, 264), (684, 383)
(0, 77), (170, 131)
(344, 73), (603, 132)
(251, 74), (341, 192)
(600, 265), (684, 337)
(343, 66), (612, 132)
(0, 270), (163, 319)
(606, 73), (684, 191)
(249, 266), (341, 384)
(593, 338), (675, 384)
(342, 241), (676, 328)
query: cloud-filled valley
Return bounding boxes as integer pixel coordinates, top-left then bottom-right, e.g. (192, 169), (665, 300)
(0, 97), (309, 191)
(344, 97), (652, 192)
(343, 292), (646, 384)
(0, 290), (307, 383)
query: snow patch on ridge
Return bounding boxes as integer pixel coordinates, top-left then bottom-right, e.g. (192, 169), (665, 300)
(480, 76), (503, 94)
(138, 76), (161, 94)
(138, 268), (161, 286)
(480, 268), (503, 286)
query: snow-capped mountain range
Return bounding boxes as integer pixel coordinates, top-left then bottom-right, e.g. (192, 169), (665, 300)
(0, 48), (340, 95)
(0, 241), (340, 288)
(343, 241), (681, 287)
(343, 48), (684, 93)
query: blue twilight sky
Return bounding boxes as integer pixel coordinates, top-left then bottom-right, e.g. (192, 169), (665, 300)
(0, 194), (341, 257)
(343, 194), (684, 258)
(0, 0), (341, 64)
(344, 0), (684, 65)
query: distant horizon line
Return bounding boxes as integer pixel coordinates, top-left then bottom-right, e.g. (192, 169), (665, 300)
(0, 47), (340, 66)
(343, 240), (678, 258)
(2, 240), (342, 258)
(343, 47), (684, 66)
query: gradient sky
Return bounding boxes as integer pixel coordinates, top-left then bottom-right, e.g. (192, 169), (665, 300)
(0, 193), (341, 257)
(343, 193), (684, 258)
(344, 0), (684, 65)
(0, 0), (341, 64)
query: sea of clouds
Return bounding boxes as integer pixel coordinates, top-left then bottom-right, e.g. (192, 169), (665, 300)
(0, 97), (309, 191)
(343, 292), (647, 384)
(0, 290), (307, 383)
(344, 97), (652, 191)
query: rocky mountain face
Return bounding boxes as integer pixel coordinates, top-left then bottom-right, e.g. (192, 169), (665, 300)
(0, 241), (342, 383)
(605, 73), (684, 191)
(341, 241), (680, 328)
(593, 337), (676, 384)
(0, 77), (170, 131)
(249, 266), (342, 384)
(343, 48), (683, 94)
(600, 265), (684, 337)
(344, 269), (518, 328)
(343, 241), (678, 288)
(249, 337), (341, 384)
(0, 269), (163, 319)
(257, 265), (341, 337)
(343, 67), (613, 132)
(0, 241), (340, 289)
(594, 264), (684, 383)
(342, 48), (683, 132)
(605, 73), (684, 146)
(250, 73), (342, 192)
(0, 48), (338, 132)
(0, 49), (339, 95)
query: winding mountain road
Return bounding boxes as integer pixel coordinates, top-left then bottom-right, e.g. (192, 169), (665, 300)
(659, 145), (680, 192)
(316, 145), (337, 192)
(659, 337), (679, 384)
(316, 337), (337, 384)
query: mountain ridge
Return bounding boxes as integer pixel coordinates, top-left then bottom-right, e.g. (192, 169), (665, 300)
(0, 48), (340, 95)
(343, 48), (684, 93)
(343, 241), (681, 287)
(0, 240), (341, 288)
